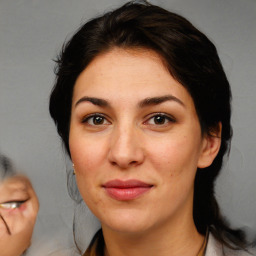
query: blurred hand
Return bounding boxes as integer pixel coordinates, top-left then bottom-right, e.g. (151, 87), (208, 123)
(0, 175), (39, 256)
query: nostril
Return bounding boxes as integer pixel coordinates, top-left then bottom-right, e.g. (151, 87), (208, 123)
(110, 161), (117, 166)
(109, 159), (139, 169)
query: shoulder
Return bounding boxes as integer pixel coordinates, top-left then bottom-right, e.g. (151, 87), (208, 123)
(205, 233), (255, 256)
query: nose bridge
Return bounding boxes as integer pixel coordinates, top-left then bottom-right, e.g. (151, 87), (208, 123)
(108, 120), (144, 168)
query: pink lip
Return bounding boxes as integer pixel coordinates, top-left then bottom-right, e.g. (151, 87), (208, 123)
(102, 179), (153, 201)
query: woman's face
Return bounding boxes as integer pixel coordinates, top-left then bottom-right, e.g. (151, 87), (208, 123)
(69, 48), (219, 234)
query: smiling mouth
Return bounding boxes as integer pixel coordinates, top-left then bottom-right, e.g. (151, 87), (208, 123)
(102, 179), (153, 201)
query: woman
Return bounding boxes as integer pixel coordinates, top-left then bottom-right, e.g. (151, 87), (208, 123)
(49, 1), (253, 255)
(0, 155), (39, 256)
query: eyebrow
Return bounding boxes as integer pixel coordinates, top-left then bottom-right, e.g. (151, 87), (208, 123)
(138, 95), (185, 108)
(74, 94), (184, 109)
(75, 96), (109, 107)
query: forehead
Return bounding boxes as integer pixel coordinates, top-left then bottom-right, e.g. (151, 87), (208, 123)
(72, 48), (193, 107)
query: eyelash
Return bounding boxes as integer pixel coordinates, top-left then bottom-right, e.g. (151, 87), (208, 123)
(82, 113), (111, 126)
(81, 112), (175, 127)
(144, 113), (176, 126)
(0, 199), (28, 210)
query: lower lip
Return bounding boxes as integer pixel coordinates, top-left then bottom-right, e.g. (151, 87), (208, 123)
(104, 187), (152, 201)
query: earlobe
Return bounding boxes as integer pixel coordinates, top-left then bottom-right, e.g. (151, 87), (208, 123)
(197, 123), (222, 169)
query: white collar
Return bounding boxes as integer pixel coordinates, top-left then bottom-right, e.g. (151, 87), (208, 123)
(205, 233), (253, 256)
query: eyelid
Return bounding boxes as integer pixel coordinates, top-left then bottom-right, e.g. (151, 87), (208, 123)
(144, 112), (176, 124)
(82, 113), (111, 125)
(0, 199), (29, 209)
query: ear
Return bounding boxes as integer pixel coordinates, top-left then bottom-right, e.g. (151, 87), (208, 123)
(197, 122), (222, 169)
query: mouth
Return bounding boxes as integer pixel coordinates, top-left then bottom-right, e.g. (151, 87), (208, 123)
(102, 179), (153, 201)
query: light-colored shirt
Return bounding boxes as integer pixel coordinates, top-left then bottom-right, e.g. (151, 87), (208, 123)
(83, 230), (254, 256)
(205, 233), (254, 256)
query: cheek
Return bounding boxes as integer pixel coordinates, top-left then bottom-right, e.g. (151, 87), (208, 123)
(147, 137), (200, 208)
(69, 136), (108, 203)
(147, 134), (201, 178)
(69, 135), (105, 171)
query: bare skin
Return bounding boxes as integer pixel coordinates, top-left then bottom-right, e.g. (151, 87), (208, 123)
(0, 175), (39, 256)
(69, 48), (221, 256)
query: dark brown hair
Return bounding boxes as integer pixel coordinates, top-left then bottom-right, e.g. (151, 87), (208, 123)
(49, 0), (247, 250)
(0, 154), (15, 179)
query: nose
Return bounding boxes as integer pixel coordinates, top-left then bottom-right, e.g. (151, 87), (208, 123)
(108, 125), (145, 169)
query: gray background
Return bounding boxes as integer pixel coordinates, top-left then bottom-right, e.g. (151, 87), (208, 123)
(0, 0), (255, 254)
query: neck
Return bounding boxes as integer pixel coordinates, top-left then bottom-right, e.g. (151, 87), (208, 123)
(102, 210), (205, 256)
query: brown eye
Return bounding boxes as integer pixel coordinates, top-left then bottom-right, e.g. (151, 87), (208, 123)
(93, 116), (104, 125)
(146, 114), (175, 126)
(82, 114), (111, 126)
(154, 115), (166, 125)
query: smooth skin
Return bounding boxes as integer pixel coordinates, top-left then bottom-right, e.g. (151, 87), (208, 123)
(69, 48), (221, 256)
(0, 175), (39, 256)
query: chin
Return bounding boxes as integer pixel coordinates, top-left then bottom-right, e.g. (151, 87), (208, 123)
(100, 210), (154, 235)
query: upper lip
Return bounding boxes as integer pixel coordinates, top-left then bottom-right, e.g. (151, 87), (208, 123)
(103, 179), (153, 188)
